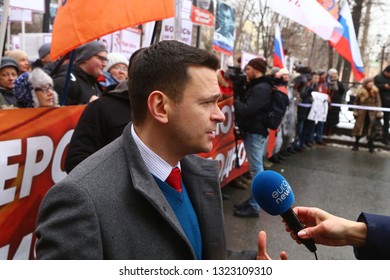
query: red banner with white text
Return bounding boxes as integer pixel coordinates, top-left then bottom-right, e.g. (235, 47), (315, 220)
(0, 98), (247, 260)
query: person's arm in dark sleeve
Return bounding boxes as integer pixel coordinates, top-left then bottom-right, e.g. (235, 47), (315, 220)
(53, 75), (65, 104)
(234, 84), (272, 121)
(65, 100), (105, 173)
(353, 212), (390, 260)
(374, 75), (387, 92)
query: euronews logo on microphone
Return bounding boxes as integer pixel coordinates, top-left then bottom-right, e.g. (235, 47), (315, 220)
(251, 170), (295, 216)
(272, 179), (292, 205)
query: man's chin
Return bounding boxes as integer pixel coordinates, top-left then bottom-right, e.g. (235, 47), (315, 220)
(198, 143), (213, 154)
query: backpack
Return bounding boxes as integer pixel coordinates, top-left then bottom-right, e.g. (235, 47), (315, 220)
(262, 85), (290, 130)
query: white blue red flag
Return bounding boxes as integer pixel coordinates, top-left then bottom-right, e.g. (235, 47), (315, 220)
(330, 1), (364, 81)
(267, 0), (342, 44)
(273, 24), (285, 68)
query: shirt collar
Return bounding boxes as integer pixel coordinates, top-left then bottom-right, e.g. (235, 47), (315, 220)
(131, 124), (180, 181)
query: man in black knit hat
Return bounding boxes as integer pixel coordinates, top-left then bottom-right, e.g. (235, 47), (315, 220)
(53, 40), (108, 105)
(233, 57), (273, 218)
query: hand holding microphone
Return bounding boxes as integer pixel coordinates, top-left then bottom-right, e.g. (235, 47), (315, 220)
(251, 170), (317, 253)
(287, 206), (368, 248)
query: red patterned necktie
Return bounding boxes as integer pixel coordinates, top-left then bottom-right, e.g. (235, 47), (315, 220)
(165, 167), (182, 192)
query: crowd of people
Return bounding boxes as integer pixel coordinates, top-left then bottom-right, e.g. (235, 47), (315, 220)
(0, 40), (129, 109)
(221, 60), (389, 218)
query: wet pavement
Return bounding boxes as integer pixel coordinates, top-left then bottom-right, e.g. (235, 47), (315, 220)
(222, 142), (390, 260)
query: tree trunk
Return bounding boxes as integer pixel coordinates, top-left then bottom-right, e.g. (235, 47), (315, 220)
(360, 0), (372, 65)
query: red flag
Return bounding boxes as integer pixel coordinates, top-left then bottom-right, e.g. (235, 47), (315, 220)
(50, 0), (175, 60)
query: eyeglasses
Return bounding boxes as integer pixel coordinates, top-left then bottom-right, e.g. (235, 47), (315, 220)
(34, 85), (53, 93)
(112, 65), (128, 72)
(94, 54), (108, 63)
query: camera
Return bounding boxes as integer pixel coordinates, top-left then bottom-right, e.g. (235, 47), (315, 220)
(225, 66), (247, 99)
(224, 66), (246, 83)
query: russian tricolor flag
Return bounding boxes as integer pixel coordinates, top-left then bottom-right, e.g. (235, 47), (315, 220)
(273, 24), (285, 68)
(330, 1), (364, 81)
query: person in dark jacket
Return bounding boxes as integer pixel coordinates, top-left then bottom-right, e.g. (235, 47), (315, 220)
(31, 43), (51, 70)
(53, 41), (107, 105)
(293, 74), (313, 151)
(374, 65), (390, 144)
(232, 57), (273, 218)
(65, 81), (130, 173)
(325, 68), (345, 135)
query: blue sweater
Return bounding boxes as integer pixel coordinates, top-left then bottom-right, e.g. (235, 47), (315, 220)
(154, 176), (202, 259)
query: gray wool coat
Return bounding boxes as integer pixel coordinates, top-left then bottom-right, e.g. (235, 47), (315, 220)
(35, 123), (227, 260)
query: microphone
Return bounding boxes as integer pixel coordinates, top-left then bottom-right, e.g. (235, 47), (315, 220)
(251, 170), (317, 253)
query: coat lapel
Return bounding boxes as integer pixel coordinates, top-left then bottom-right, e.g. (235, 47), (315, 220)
(120, 124), (192, 250)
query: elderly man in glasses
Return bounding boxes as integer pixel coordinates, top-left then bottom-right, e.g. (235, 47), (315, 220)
(53, 41), (108, 105)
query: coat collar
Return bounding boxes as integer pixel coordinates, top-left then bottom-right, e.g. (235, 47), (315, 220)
(120, 123), (221, 258)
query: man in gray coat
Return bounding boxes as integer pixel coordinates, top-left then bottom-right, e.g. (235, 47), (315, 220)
(35, 41), (224, 260)
(35, 41), (281, 260)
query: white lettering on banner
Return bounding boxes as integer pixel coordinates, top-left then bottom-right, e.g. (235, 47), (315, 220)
(20, 136), (53, 198)
(51, 130), (73, 184)
(0, 139), (21, 206)
(213, 142), (246, 182)
(0, 130), (74, 206)
(217, 104), (233, 135)
(0, 232), (33, 260)
(193, 9), (211, 20)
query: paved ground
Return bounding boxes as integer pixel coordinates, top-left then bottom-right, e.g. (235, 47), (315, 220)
(222, 142), (390, 260)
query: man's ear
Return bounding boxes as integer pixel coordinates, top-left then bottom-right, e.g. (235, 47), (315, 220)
(147, 91), (169, 124)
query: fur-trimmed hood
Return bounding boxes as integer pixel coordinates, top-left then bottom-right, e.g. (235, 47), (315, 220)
(28, 68), (59, 107)
(357, 84), (379, 103)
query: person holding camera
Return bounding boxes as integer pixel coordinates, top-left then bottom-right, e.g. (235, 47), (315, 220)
(232, 58), (273, 218)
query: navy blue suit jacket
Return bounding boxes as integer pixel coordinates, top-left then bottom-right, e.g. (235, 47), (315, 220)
(354, 212), (390, 259)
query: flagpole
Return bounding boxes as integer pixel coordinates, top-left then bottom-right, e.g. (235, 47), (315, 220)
(60, 50), (76, 106)
(0, 0), (11, 61)
(174, 0), (182, 41)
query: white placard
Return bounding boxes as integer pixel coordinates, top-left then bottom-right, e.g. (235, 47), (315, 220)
(160, 18), (193, 46)
(10, 0), (45, 13)
(180, 19), (193, 45)
(241, 51), (260, 70)
(10, 8), (32, 23)
(120, 28), (141, 59)
(43, 34), (52, 44)
(11, 35), (20, 50)
(308, 91), (329, 123)
(181, 0), (193, 20)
